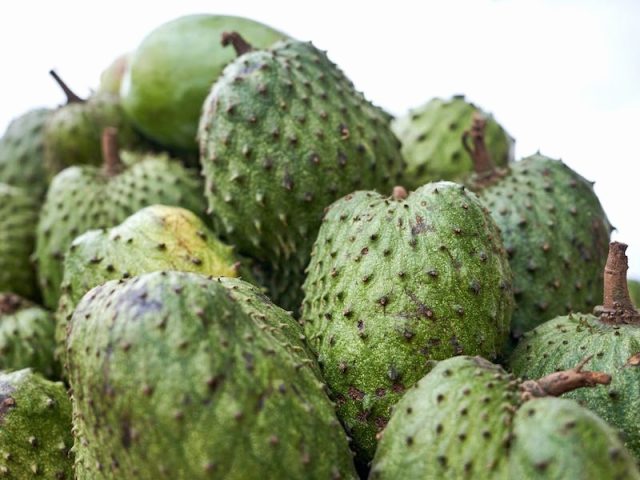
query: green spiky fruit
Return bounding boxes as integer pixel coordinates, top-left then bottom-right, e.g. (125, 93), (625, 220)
(98, 53), (130, 96)
(301, 182), (514, 462)
(121, 15), (286, 151)
(35, 130), (205, 309)
(392, 96), (513, 189)
(199, 34), (404, 310)
(370, 356), (639, 479)
(0, 293), (57, 378)
(67, 271), (356, 479)
(55, 205), (249, 362)
(510, 242), (640, 458)
(0, 108), (52, 198)
(628, 278), (640, 306)
(0, 369), (73, 478)
(0, 183), (39, 300)
(44, 71), (144, 174)
(465, 122), (611, 337)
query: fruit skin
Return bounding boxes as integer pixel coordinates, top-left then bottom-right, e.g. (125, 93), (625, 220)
(35, 150), (205, 309)
(199, 37), (403, 310)
(0, 108), (52, 198)
(629, 278), (640, 306)
(43, 93), (144, 174)
(0, 293), (57, 378)
(67, 271), (356, 479)
(301, 181), (514, 463)
(0, 183), (39, 300)
(55, 205), (249, 363)
(121, 15), (286, 151)
(510, 313), (640, 458)
(392, 96), (513, 189)
(370, 356), (640, 479)
(469, 153), (611, 337)
(98, 53), (130, 96)
(0, 368), (73, 479)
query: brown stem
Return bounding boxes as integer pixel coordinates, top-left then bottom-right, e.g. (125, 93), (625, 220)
(101, 127), (123, 177)
(462, 112), (496, 175)
(520, 355), (611, 401)
(49, 70), (85, 104)
(392, 186), (408, 200)
(221, 32), (254, 56)
(0, 293), (26, 315)
(594, 242), (640, 325)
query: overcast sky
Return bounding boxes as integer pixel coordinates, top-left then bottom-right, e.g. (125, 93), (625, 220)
(2, 0), (640, 275)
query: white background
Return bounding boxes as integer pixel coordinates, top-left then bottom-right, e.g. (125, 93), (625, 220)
(2, 0), (639, 275)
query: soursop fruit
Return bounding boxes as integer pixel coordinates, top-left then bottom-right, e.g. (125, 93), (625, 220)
(465, 115), (611, 337)
(67, 271), (356, 479)
(122, 15), (287, 151)
(199, 33), (404, 310)
(510, 241), (640, 458)
(44, 71), (144, 173)
(301, 182), (514, 463)
(0, 183), (39, 300)
(628, 278), (640, 306)
(392, 95), (513, 189)
(0, 108), (52, 198)
(370, 355), (639, 479)
(0, 369), (73, 479)
(98, 53), (130, 96)
(55, 204), (248, 362)
(35, 128), (205, 309)
(0, 293), (57, 378)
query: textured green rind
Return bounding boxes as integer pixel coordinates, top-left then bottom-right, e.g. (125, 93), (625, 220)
(510, 398), (640, 480)
(43, 93), (144, 174)
(629, 279), (640, 307)
(0, 184), (39, 300)
(370, 356), (517, 479)
(35, 152), (205, 309)
(0, 108), (52, 198)
(122, 14), (286, 151)
(55, 205), (248, 363)
(392, 96), (513, 189)
(67, 272), (356, 479)
(371, 356), (640, 480)
(472, 154), (611, 337)
(0, 369), (73, 479)
(0, 293), (57, 378)
(510, 313), (640, 458)
(98, 54), (130, 96)
(199, 39), (403, 310)
(301, 181), (514, 462)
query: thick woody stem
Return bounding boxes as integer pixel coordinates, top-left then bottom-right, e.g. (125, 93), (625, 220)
(520, 355), (611, 401)
(49, 70), (85, 104)
(221, 32), (254, 56)
(101, 128), (123, 177)
(462, 112), (496, 176)
(392, 186), (408, 200)
(594, 242), (640, 325)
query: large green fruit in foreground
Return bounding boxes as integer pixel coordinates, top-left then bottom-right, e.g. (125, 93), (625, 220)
(199, 34), (403, 310)
(0, 108), (52, 198)
(121, 15), (286, 151)
(392, 96), (513, 189)
(44, 72), (144, 174)
(301, 182), (514, 463)
(371, 356), (638, 479)
(465, 119), (611, 337)
(0, 369), (73, 479)
(0, 293), (57, 378)
(35, 130), (205, 309)
(510, 242), (640, 458)
(0, 183), (39, 300)
(55, 205), (247, 363)
(67, 271), (356, 479)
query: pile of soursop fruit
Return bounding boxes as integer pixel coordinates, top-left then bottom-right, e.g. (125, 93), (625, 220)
(1, 13), (639, 479)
